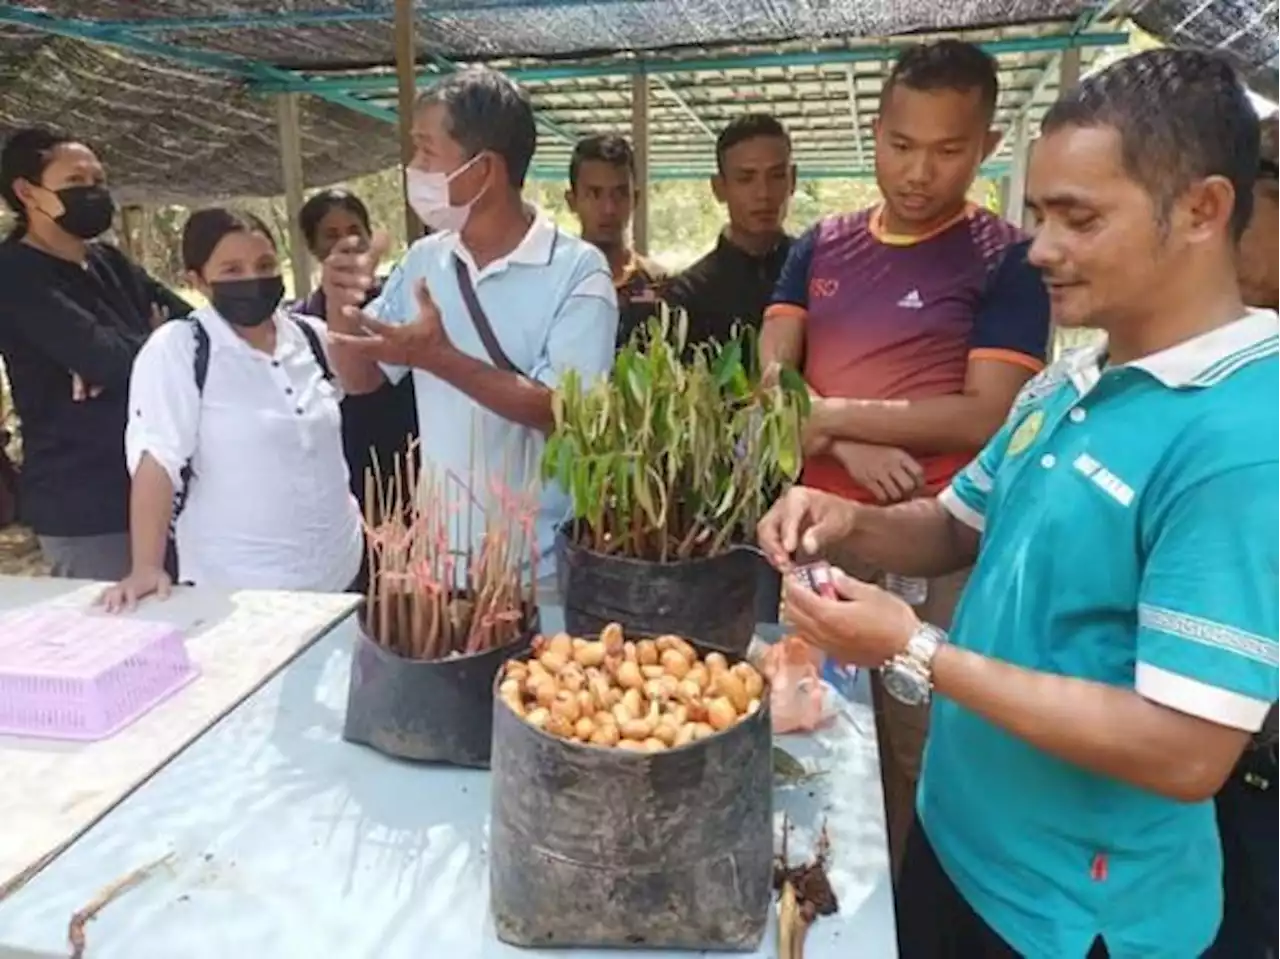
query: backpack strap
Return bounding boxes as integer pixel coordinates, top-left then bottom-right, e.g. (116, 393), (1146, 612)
(173, 316), (330, 526)
(292, 317), (334, 381)
(173, 318), (209, 523)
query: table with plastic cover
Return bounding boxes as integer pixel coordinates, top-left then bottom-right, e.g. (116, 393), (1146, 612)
(0, 578), (897, 959)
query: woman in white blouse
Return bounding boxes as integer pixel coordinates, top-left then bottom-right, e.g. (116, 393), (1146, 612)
(99, 208), (363, 610)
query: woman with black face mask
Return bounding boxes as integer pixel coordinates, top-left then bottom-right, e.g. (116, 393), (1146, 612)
(0, 127), (190, 579)
(98, 209), (362, 610)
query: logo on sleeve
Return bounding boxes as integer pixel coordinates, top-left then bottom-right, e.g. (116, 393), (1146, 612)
(1007, 410), (1045, 456)
(896, 289), (924, 310)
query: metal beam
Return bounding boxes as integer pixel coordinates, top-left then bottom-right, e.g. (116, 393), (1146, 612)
(1004, 116), (1031, 228)
(97, 0), (652, 33)
(632, 71), (651, 256)
(276, 94), (311, 299)
(394, 0), (422, 242)
(1012, 1), (1126, 128)
(843, 66), (867, 167)
(0, 5), (396, 123)
(257, 31), (1131, 93)
(653, 76), (716, 142)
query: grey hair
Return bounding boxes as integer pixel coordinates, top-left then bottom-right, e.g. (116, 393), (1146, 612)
(416, 67), (537, 188)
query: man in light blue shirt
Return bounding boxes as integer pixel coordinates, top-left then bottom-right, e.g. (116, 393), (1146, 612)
(322, 68), (617, 566)
(760, 50), (1278, 958)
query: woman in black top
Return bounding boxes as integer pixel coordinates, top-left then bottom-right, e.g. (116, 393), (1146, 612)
(294, 189), (418, 520)
(0, 127), (189, 579)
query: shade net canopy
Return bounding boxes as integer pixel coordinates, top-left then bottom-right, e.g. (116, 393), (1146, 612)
(0, 0), (1273, 200)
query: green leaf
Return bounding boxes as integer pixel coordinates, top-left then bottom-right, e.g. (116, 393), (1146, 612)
(712, 338), (742, 387)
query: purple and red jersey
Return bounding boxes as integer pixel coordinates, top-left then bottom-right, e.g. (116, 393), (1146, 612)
(765, 204), (1050, 502)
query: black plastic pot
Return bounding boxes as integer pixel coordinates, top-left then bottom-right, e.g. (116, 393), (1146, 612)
(489, 639), (774, 950)
(557, 526), (758, 655)
(342, 613), (537, 768)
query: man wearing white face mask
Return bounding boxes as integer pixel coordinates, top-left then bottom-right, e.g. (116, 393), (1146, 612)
(323, 67), (618, 580)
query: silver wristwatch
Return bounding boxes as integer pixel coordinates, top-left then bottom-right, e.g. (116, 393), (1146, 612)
(881, 623), (947, 706)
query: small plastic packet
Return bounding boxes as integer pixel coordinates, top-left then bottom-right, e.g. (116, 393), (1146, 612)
(760, 634), (832, 733)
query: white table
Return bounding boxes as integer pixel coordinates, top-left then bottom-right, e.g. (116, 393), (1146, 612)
(0, 576), (897, 958)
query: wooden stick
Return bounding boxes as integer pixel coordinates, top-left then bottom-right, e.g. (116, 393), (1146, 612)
(68, 853), (174, 959)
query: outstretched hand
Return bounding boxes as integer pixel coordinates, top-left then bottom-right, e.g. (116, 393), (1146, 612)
(327, 278), (454, 373)
(321, 230), (391, 320)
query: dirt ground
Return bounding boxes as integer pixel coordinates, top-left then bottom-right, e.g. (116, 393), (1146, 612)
(0, 525), (50, 577)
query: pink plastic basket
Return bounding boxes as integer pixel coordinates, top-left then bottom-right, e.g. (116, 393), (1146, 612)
(0, 608), (199, 741)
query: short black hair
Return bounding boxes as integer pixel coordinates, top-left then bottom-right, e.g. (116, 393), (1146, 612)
(568, 135), (635, 190)
(0, 126), (77, 240)
(715, 114), (791, 174)
(1042, 48), (1259, 240)
(182, 207), (276, 274)
(882, 39), (999, 123)
(416, 67), (537, 189)
(298, 188), (371, 250)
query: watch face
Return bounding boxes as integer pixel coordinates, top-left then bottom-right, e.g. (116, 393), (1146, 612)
(883, 665), (929, 707)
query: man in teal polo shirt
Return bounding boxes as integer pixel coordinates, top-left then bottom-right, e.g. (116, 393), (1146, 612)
(759, 49), (1278, 958)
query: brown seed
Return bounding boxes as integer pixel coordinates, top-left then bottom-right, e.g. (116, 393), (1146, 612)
(574, 717), (595, 741)
(660, 648), (690, 680)
(732, 662), (765, 700)
(622, 688), (643, 718)
(692, 721), (716, 740)
(526, 707), (550, 729)
(652, 720), (679, 746)
(600, 622), (625, 656)
(705, 652), (729, 675)
(641, 737), (667, 753)
(539, 651), (569, 674)
(673, 722), (697, 747)
(548, 633), (574, 659)
(574, 641), (607, 668)
(547, 713), (575, 739)
(616, 739), (648, 752)
(621, 718), (654, 741)
(707, 697), (737, 730)
(617, 660), (644, 690)
(686, 664), (710, 690)
(589, 723), (620, 747)
(636, 639), (660, 666)
(551, 691), (581, 725)
(714, 670), (750, 713)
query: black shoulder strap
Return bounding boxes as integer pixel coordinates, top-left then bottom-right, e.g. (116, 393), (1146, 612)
(174, 317), (208, 524)
(452, 255), (522, 375)
(292, 316), (334, 381)
(191, 316), (210, 394)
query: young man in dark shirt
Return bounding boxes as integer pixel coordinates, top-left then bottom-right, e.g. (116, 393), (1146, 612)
(665, 114), (797, 624)
(665, 114), (796, 350)
(565, 135), (665, 346)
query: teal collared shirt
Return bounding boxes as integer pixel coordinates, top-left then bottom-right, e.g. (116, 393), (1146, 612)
(928, 310), (1280, 958)
(367, 211), (618, 565)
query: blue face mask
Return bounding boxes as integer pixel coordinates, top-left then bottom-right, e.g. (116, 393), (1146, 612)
(211, 276), (284, 328)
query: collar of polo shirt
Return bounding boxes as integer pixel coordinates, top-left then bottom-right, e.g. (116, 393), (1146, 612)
(1065, 308), (1278, 393)
(448, 205), (557, 282)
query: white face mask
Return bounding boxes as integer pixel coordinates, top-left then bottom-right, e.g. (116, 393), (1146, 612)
(406, 154), (487, 233)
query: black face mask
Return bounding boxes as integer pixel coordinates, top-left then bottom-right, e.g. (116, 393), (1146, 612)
(210, 276), (285, 328)
(52, 184), (116, 240)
